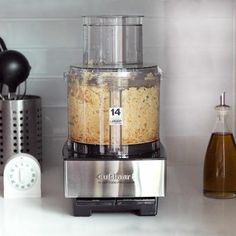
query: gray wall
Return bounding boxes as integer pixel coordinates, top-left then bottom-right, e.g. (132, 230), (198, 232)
(0, 0), (235, 165)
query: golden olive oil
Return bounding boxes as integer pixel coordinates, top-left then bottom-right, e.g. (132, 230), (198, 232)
(203, 132), (236, 198)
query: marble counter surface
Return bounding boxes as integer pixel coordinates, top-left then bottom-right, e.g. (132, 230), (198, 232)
(0, 163), (236, 236)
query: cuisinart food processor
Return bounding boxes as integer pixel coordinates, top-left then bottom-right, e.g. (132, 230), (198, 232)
(63, 16), (166, 216)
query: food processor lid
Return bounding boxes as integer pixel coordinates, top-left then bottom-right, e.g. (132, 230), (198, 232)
(69, 64), (159, 72)
(82, 15), (144, 26)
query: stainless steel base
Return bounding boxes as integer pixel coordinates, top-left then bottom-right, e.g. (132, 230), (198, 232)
(63, 142), (166, 216)
(64, 158), (166, 198)
(63, 142), (166, 199)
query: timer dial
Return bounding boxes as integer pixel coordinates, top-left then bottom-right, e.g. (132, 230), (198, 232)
(4, 153), (41, 198)
(7, 159), (37, 190)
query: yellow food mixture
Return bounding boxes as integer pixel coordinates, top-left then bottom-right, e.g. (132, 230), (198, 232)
(68, 75), (159, 145)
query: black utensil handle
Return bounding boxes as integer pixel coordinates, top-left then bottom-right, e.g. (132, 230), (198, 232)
(9, 86), (18, 93)
(0, 37), (7, 51)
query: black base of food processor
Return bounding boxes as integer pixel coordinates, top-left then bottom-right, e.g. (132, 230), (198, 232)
(73, 197), (158, 217)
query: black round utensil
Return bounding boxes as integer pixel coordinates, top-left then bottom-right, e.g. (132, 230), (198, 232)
(0, 37), (31, 99)
(0, 50), (31, 93)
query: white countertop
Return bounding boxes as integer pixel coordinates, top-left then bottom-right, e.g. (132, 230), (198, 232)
(0, 163), (236, 236)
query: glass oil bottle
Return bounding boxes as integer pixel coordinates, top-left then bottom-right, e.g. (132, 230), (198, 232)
(203, 92), (236, 198)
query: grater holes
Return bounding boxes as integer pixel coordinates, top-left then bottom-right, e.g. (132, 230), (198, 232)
(37, 108), (41, 116)
(37, 109), (41, 116)
(0, 161), (3, 165)
(0, 104), (43, 164)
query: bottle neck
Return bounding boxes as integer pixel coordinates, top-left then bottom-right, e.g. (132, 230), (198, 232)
(213, 111), (231, 134)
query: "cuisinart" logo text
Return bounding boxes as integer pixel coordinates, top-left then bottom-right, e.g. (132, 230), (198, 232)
(96, 173), (133, 183)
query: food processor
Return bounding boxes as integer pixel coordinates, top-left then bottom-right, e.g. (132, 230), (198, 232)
(63, 15), (166, 216)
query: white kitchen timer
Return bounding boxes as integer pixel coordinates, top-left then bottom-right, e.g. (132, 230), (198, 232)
(3, 153), (41, 198)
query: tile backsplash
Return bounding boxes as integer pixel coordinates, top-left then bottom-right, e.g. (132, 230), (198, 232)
(0, 0), (235, 165)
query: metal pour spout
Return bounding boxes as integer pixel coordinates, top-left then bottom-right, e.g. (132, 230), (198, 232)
(216, 92), (230, 109)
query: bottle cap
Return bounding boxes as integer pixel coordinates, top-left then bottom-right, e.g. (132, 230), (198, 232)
(215, 92), (230, 110)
